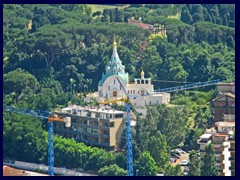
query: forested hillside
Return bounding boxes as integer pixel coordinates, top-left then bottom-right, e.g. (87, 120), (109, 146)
(3, 4), (235, 175)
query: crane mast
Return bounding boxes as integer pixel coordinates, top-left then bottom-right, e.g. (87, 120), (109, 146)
(3, 106), (71, 176)
(100, 76), (134, 176)
(125, 103), (133, 176)
(48, 122), (54, 175)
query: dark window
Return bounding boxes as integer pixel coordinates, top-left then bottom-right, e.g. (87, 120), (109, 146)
(115, 114), (124, 118)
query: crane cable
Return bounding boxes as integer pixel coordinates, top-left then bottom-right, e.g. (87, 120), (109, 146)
(152, 79), (198, 84)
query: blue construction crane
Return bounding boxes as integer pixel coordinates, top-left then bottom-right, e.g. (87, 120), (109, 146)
(3, 106), (71, 176)
(154, 79), (221, 93)
(99, 76), (133, 176)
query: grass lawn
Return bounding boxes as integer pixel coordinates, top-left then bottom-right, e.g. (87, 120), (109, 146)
(167, 12), (181, 20)
(88, 4), (129, 13)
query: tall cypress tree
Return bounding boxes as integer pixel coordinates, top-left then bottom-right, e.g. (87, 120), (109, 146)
(188, 150), (201, 176)
(201, 144), (219, 176)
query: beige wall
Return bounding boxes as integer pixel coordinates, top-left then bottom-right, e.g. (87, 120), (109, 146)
(217, 83), (235, 94)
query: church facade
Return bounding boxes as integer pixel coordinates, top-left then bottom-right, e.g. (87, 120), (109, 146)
(85, 36), (170, 116)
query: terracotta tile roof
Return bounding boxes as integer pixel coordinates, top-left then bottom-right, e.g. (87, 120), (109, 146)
(128, 19), (153, 29)
(139, 23), (153, 29)
(214, 133), (228, 137)
(3, 166), (30, 176)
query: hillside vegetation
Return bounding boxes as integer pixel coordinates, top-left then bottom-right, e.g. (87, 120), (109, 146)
(3, 4), (235, 175)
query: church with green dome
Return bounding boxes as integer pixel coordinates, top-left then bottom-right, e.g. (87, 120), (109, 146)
(94, 35), (170, 116)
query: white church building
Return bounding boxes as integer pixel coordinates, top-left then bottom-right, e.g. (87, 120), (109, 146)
(85, 36), (170, 116)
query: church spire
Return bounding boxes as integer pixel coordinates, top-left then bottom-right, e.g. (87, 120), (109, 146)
(113, 33), (117, 48)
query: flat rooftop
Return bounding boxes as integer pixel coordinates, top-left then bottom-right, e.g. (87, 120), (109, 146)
(89, 108), (125, 114)
(215, 121), (235, 127)
(200, 133), (212, 139)
(60, 105), (125, 114)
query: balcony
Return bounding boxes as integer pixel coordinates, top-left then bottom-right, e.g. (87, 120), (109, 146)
(213, 142), (223, 147)
(101, 134), (110, 138)
(230, 151), (235, 157)
(101, 125), (110, 130)
(54, 127), (79, 134)
(101, 142), (110, 147)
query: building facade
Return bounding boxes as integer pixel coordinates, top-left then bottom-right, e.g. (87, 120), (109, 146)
(212, 93), (235, 122)
(53, 105), (126, 150)
(94, 36), (170, 116)
(217, 82), (235, 95)
(197, 122), (235, 176)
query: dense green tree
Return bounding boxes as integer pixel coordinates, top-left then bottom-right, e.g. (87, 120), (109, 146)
(188, 150), (201, 176)
(184, 128), (203, 150)
(135, 151), (159, 176)
(115, 152), (126, 169)
(3, 68), (39, 103)
(147, 131), (169, 169)
(181, 7), (193, 24)
(115, 8), (124, 22)
(164, 164), (184, 176)
(201, 144), (218, 176)
(98, 164), (127, 176)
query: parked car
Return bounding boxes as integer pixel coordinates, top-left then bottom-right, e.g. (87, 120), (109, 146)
(171, 151), (181, 157)
(176, 148), (186, 154)
(172, 153), (180, 159)
(174, 149), (182, 154)
(181, 160), (188, 166)
(169, 158), (176, 163)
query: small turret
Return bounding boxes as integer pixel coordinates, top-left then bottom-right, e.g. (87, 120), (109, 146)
(141, 69), (145, 79)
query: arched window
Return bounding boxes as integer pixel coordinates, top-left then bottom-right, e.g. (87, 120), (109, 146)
(141, 90), (145, 96)
(113, 91), (117, 97)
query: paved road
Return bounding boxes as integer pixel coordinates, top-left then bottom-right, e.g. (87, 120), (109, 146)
(172, 153), (189, 167)
(3, 159), (97, 176)
(171, 152), (189, 174)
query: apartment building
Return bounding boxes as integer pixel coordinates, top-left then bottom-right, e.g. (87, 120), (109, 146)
(229, 141), (235, 176)
(212, 93), (235, 122)
(212, 134), (231, 176)
(53, 105), (126, 150)
(198, 122), (235, 176)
